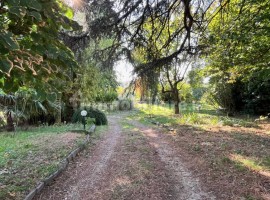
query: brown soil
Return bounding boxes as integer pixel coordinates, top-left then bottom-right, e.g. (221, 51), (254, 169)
(33, 132), (81, 151)
(34, 114), (215, 200)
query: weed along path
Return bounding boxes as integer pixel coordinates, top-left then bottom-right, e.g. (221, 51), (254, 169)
(34, 113), (215, 200)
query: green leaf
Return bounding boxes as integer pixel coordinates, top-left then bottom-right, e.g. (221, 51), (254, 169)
(3, 78), (16, 92)
(0, 44), (9, 55)
(0, 78), (4, 89)
(28, 11), (42, 21)
(0, 31), (19, 50)
(47, 93), (57, 102)
(36, 89), (47, 101)
(0, 59), (13, 75)
(65, 8), (74, 19)
(8, 6), (27, 17)
(6, 0), (20, 6)
(26, 0), (42, 11)
(31, 44), (46, 54)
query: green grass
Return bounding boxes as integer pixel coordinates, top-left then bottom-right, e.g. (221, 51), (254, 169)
(134, 103), (257, 128)
(230, 154), (270, 173)
(221, 117), (258, 128)
(0, 123), (88, 200)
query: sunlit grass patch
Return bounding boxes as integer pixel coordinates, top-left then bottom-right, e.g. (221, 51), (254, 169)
(136, 103), (173, 117)
(230, 154), (270, 176)
(135, 103), (259, 129)
(179, 113), (207, 125)
(135, 103), (219, 126)
(121, 121), (137, 130)
(221, 117), (258, 128)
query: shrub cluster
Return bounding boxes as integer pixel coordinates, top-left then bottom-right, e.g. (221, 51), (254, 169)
(72, 107), (108, 126)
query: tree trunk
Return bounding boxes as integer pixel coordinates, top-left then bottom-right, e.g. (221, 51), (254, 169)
(151, 88), (158, 104)
(173, 89), (180, 114)
(140, 88), (145, 102)
(6, 111), (15, 132)
(174, 102), (179, 114)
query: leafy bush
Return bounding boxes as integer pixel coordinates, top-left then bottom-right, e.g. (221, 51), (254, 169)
(86, 118), (96, 125)
(72, 107), (107, 125)
(119, 99), (133, 111)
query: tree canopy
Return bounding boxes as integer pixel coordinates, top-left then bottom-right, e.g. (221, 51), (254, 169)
(1, 0), (270, 120)
(0, 0), (80, 98)
(203, 0), (270, 114)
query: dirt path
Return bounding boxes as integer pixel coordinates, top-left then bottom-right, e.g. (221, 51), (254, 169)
(128, 120), (216, 200)
(34, 115), (124, 200)
(34, 114), (215, 200)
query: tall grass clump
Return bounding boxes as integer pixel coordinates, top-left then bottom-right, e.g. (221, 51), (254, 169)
(178, 113), (206, 125)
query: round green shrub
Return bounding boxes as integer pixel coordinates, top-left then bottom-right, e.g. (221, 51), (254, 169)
(72, 107), (107, 125)
(118, 99), (132, 111)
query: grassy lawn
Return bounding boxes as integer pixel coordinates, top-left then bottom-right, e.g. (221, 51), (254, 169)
(132, 103), (270, 199)
(0, 123), (100, 200)
(135, 102), (258, 127)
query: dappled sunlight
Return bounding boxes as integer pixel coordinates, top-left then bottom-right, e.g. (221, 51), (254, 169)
(203, 123), (270, 140)
(115, 176), (131, 186)
(259, 171), (270, 177)
(230, 154), (270, 178)
(144, 129), (158, 138)
(135, 103), (269, 130)
(132, 128), (139, 132)
(136, 103), (173, 117)
(63, 0), (84, 8)
(149, 142), (159, 148)
(262, 193), (270, 200)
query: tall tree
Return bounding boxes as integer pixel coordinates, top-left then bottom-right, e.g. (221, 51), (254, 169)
(0, 0), (80, 97)
(160, 54), (193, 114)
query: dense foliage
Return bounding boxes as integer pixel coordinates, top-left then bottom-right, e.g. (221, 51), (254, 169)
(1, 0), (269, 130)
(0, 0), (79, 96)
(203, 0), (270, 114)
